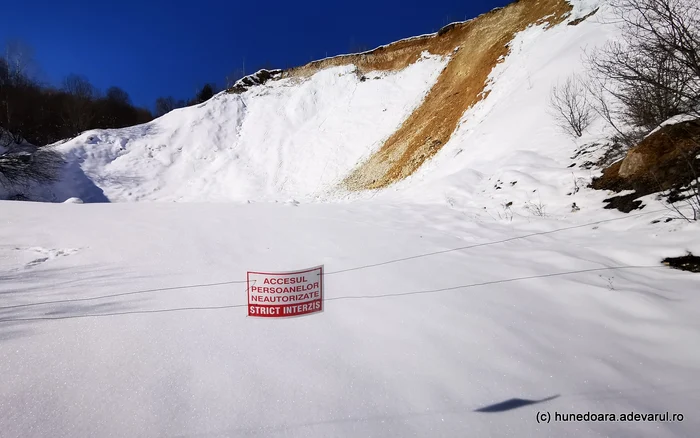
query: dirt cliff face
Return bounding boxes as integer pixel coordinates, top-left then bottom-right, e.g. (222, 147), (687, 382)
(592, 120), (700, 212)
(284, 0), (573, 190)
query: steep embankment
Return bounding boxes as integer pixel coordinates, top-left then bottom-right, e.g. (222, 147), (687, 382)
(39, 0), (603, 204)
(372, 0), (615, 220)
(336, 0), (573, 190)
(49, 57), (447, 202)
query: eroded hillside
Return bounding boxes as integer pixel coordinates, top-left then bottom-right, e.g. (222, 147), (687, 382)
(283, 0), (572, 190)
(19, 0), (604, 204)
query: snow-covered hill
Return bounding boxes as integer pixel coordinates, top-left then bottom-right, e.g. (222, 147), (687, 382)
(38, 0), (603, 213)
(51, 55), (447, 203)
(2, 1), (700, 437)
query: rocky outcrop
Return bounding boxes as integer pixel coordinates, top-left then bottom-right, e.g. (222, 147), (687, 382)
(227, 69), (283, 94)
(618, 149), (646, 178)
(591, 119), (700, 212)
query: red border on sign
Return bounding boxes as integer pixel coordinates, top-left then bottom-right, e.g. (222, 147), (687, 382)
(247, 265), (323, 318)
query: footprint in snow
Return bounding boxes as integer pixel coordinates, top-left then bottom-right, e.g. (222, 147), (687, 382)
(14, 247), (81, 269)
(25, 257), (50, 268)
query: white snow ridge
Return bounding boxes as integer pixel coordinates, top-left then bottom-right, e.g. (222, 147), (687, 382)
(1, 1), (699, 438)
(50, 54), (447, 203)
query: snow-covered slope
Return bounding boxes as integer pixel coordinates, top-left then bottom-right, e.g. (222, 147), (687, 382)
(41, 0), (606, 208)
(384, 0), (618, 218)
(50, 55), (447, 203)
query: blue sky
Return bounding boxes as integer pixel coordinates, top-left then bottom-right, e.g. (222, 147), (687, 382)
(1, 0), (510, 110)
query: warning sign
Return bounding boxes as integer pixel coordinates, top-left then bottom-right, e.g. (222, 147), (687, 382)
(247, 265), (324, 318)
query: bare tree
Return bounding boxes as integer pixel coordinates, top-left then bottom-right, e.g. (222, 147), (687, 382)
(62, 74), (96, 135)
(194, 83), (215, 104)
(0, 129), (17, 149)
(155, 96), (177, 117)
(586, 77), (647, 148)
(585, 0), (700, 221)
(0, 57), (14, 148)
(4, 40), (36, 83)
(63, 74), (95, 100)
(0, 49), (64, 191)
(106, 86), (131, 105)
(588, 0), (700, 130)
(0, 52), (34, 147)
(549, 74), (595, 138)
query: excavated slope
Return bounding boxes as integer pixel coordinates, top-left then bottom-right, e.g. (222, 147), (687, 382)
(285, 0), (572, 190)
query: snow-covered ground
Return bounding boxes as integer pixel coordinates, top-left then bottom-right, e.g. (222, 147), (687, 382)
(2, 0), (700, 436)
(1, 201), (699, 437)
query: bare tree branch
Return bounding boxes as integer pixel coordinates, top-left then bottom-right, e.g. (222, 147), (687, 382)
(549, 74), (595, 138)
(587, 0), (700, 130)
(0, 146), (64, 190)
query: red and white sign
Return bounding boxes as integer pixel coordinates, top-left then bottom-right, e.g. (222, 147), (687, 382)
(247, 265), (324, 318)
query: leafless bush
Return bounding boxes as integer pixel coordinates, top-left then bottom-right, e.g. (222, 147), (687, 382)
(672, 188), (700, 221)
(0, 128), (22, 149)
(584, 77), (644, 148)
(667, 134), (700, 221)
(661, 180), (700, 221)
(61, 74), (97, 135)
(568, 172), (589, 195)
(0, 146), (64, 189)
(549, 75), (595, 138)
(499, 201), (514, 221)
(524, 200), (547, 217)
